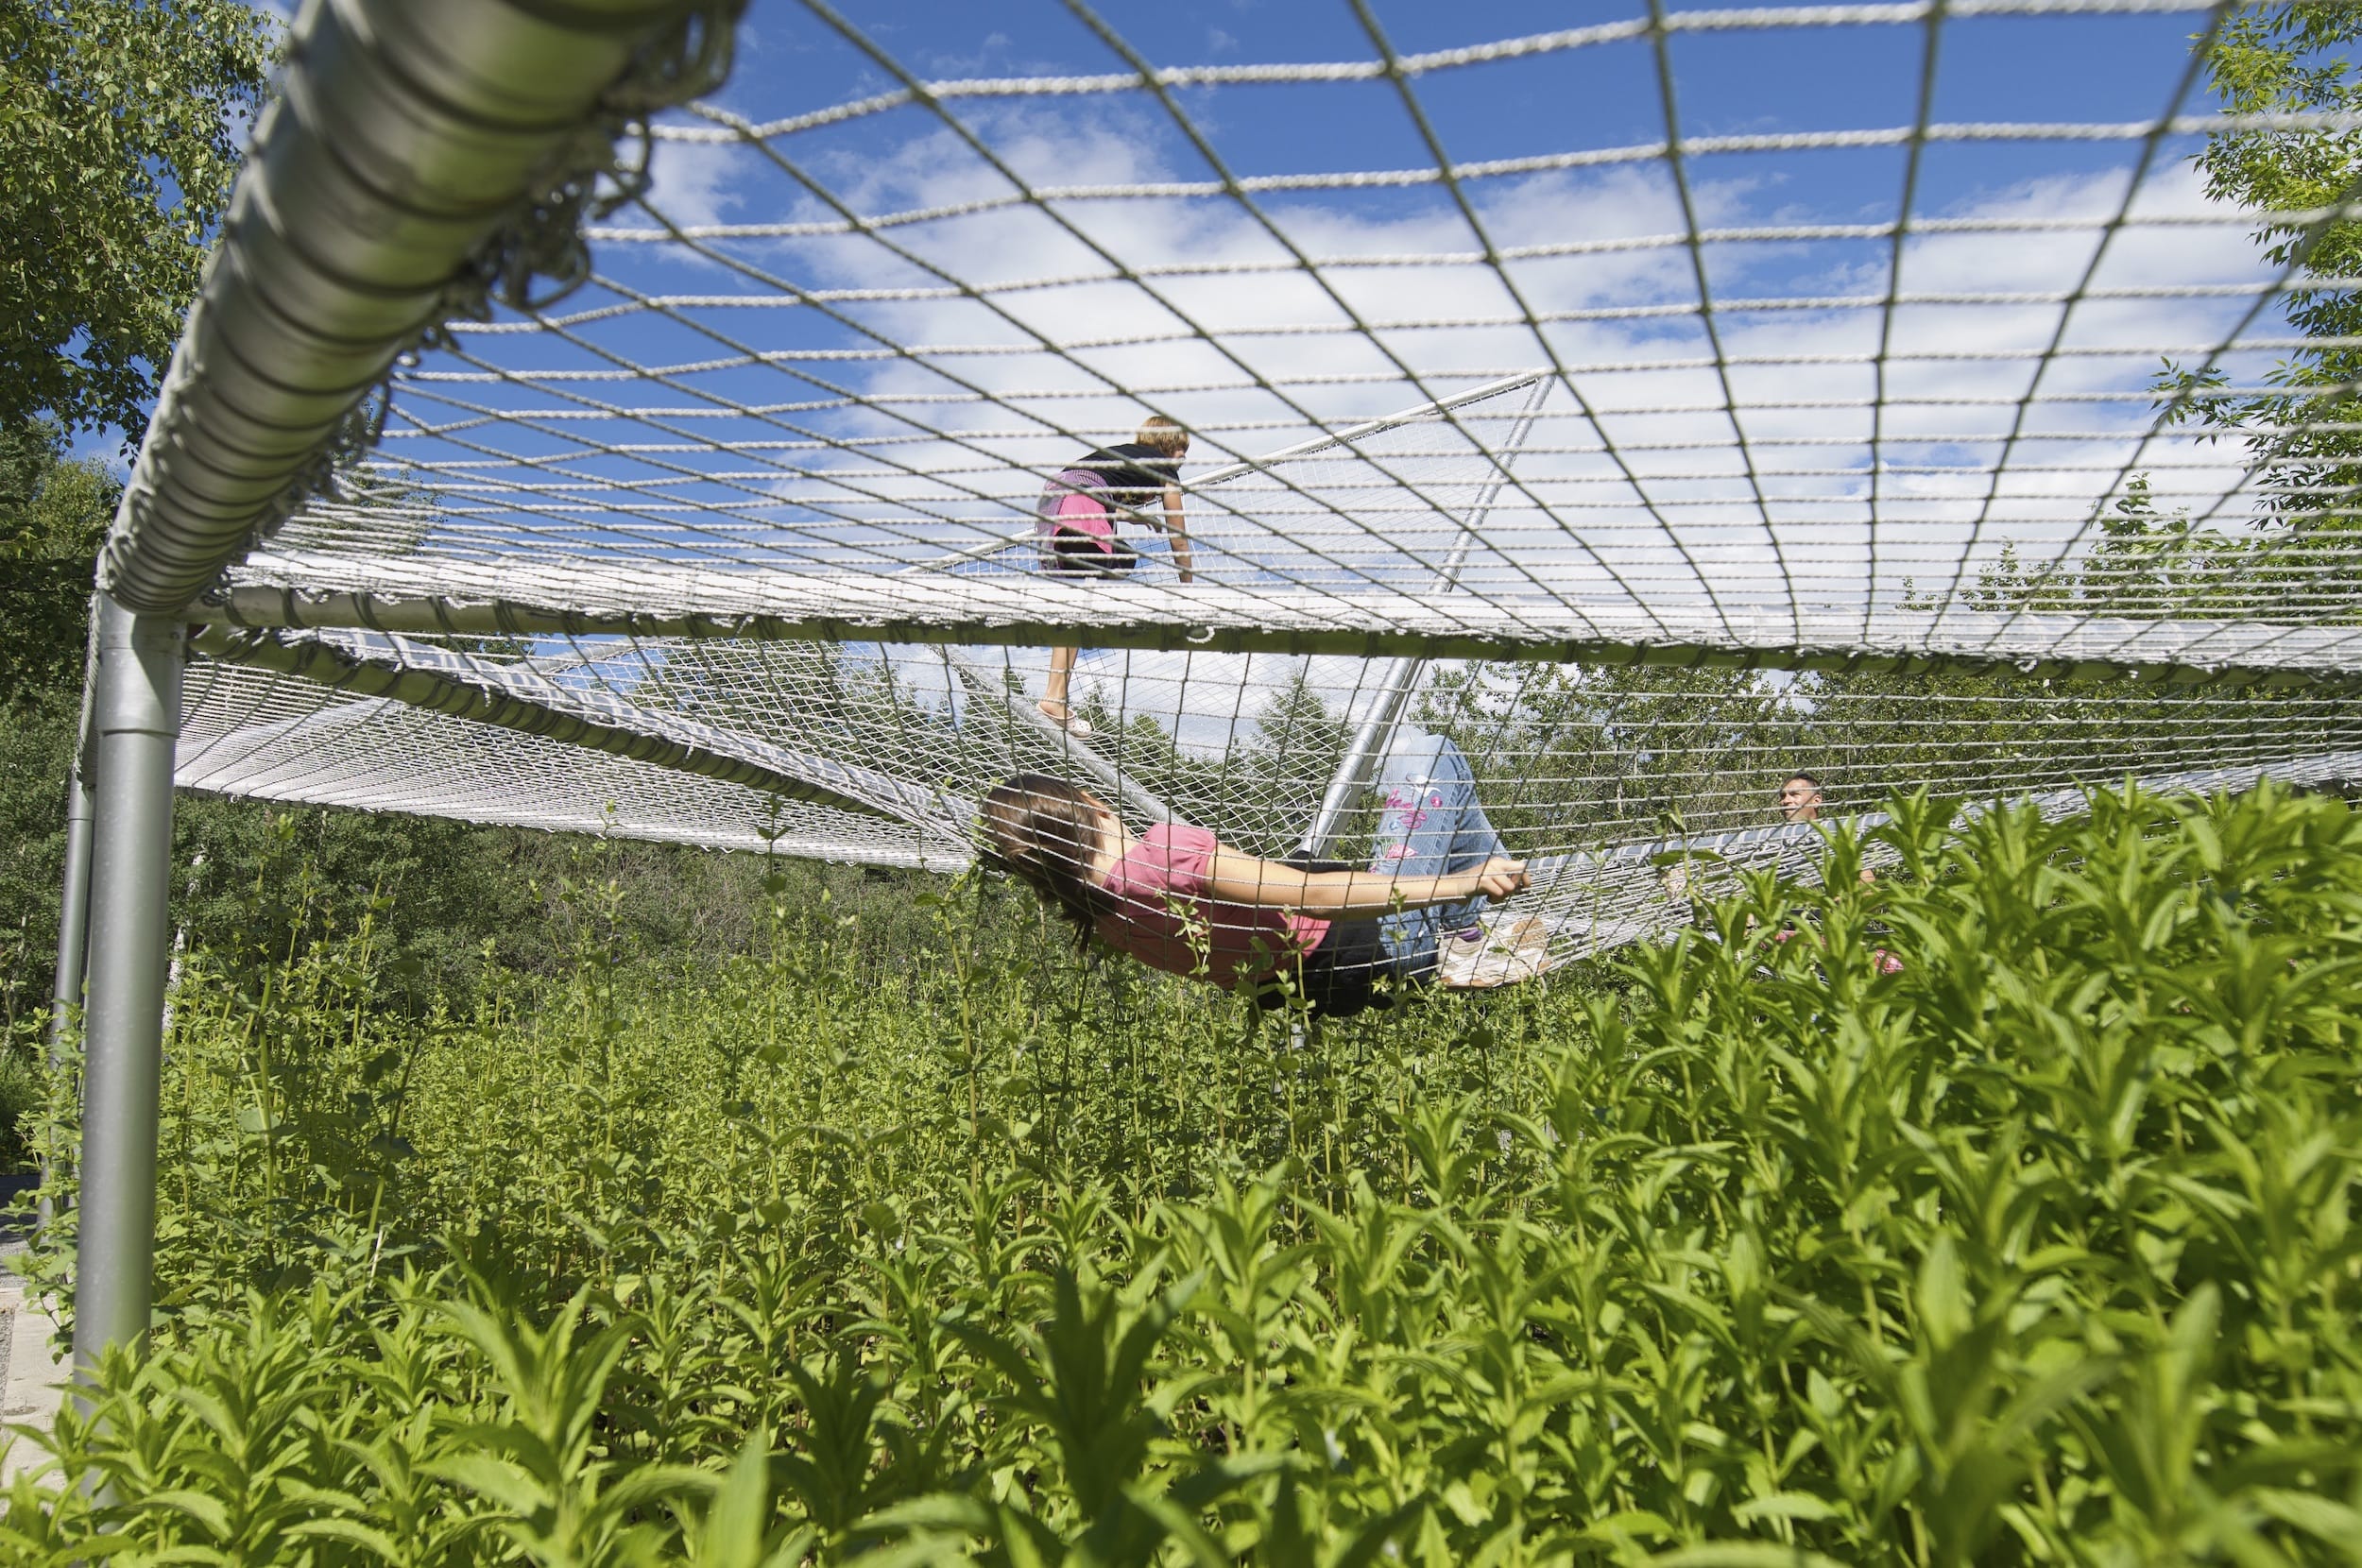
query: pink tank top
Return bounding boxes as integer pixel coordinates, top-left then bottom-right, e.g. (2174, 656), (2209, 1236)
(1096, 824), (1330, 986)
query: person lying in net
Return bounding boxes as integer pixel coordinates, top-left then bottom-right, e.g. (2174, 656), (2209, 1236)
(979, 731), (1551, 1016)
(1035, 416), (1195, 736)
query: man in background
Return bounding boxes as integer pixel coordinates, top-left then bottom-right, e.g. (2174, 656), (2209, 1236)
(1778, 770), (1879, 889)
(1778, 772), (1824, 823)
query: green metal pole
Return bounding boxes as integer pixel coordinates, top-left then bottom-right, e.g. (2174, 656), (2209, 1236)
(70, 595), (183, 1392)
(41, 753), (94, 1225)
(42, 605), (101, 1229)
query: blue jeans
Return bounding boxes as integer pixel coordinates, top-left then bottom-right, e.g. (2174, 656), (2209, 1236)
(1368, 730), (1507, 976)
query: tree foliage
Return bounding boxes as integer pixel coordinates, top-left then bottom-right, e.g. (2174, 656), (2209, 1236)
(0, 416), (115, 704)
(0, 0), (272, 435)
(0, 420), (117, 1038)
(2161, 3), (2362, 546)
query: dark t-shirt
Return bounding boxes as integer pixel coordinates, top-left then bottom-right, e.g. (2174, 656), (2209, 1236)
(1076, 443), (1181, 524)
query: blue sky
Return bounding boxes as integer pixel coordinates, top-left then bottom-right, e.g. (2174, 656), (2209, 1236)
(693, 0), (2225, 237)
(724, 0), (2217, 196)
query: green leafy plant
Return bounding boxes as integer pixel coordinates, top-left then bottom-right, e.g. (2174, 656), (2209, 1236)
(3, 781), (2356, 1564)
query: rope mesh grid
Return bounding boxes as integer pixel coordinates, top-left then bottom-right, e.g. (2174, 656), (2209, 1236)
(158, 0), (2362, 972)
(178, 626), (2362, 968)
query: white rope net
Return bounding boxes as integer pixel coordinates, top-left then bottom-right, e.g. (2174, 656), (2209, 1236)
(167, 0), (2362, 975)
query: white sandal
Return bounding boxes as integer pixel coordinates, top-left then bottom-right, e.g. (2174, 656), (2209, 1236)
(1037, 701), (1095, 737)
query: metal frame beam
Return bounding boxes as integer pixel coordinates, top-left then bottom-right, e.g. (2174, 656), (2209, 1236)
(100, 0), (711, 618)
(189, 577), (2362, 692)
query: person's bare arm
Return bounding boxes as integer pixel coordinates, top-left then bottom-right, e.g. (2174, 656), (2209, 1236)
(1204, 846), (1526, 916)
(1161, 483), (1193, 584)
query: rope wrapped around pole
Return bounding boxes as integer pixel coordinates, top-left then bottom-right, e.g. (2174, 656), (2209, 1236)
(99, 0), (737, 617)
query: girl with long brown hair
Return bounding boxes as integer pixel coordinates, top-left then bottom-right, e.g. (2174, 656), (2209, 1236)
(978, 730), (1549, 1015)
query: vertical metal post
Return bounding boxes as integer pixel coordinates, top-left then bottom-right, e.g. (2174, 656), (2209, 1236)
(71, 595), (183, 1386)
(41, 754), (94, 1224)
(1296, 379), (1552, 858)
(43, 605), (101, 1228)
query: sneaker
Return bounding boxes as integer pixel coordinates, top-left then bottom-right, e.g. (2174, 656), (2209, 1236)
(1437, 912), (1557, 989)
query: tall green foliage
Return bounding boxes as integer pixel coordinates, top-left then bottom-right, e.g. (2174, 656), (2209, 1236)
(0, 0), (270, 1042)
(8, 782), (2357, 1562)
(0, 419), (117, 1042)
(0, 415), (113, 703)
(0, 700), (80, 1045)
(2168, 4), (2362, 498)
(0, 418), (113, 555)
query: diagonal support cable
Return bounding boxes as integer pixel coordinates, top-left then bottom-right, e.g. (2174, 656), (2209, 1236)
(190, 624), (972, 844)
(936, 648), (1175, 826)
(1297, 375), (1552, 857)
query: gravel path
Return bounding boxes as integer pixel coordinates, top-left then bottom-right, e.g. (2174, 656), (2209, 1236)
(0, 1176), (64, 1483)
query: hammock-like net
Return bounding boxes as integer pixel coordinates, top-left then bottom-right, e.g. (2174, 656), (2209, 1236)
(144, 0), (2362, 975)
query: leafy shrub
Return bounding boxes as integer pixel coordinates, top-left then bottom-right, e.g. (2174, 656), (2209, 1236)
(4, 783), (2358, 1563)
(0, 1042), (41, 1171)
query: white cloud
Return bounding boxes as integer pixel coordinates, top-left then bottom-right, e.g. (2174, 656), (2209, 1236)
(639, 138), (749, 233)
(709, 118), (2270, 596)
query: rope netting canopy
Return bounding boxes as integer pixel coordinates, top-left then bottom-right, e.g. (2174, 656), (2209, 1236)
(110, 0), (2362, 972)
